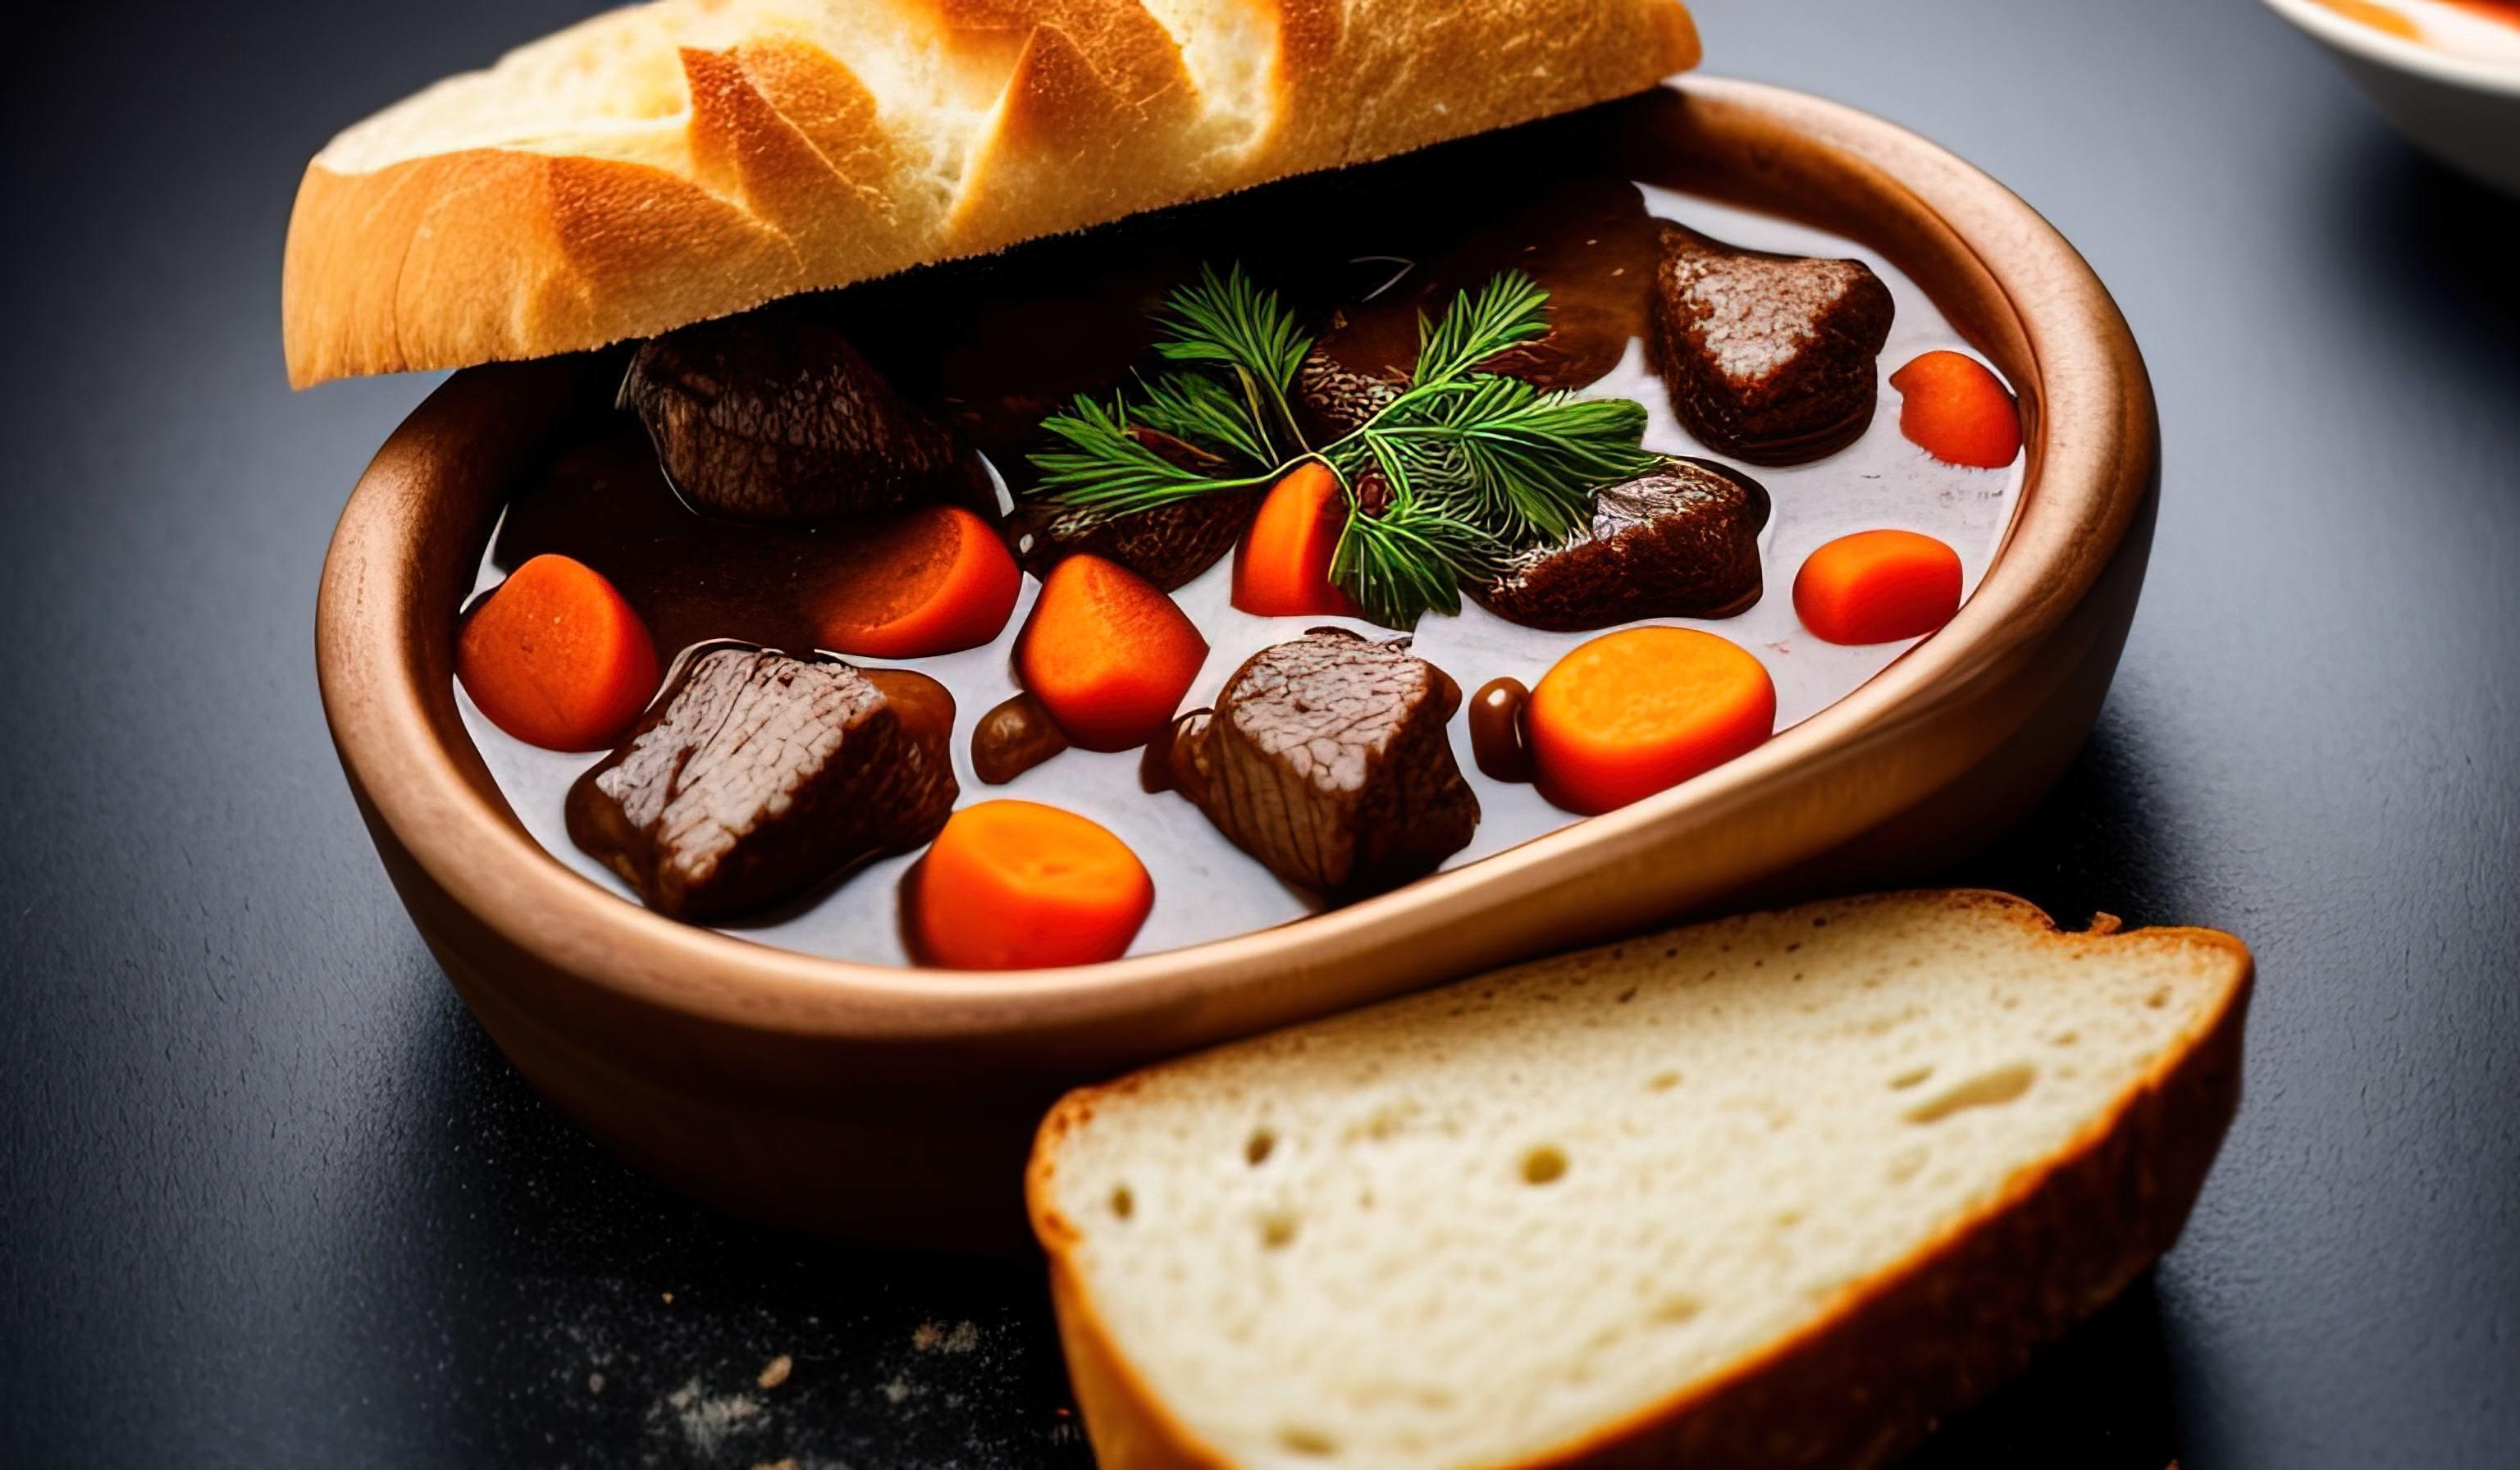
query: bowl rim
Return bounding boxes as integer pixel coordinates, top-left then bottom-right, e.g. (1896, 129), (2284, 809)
(317, 75), (2156, 1045)
(2263, 0), (2520, 96)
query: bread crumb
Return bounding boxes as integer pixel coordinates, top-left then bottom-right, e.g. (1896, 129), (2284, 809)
(882, 1377), (911, 1404)
(661, 1291), (675, 1303)
(911, 1320), (980, 1353)
(587, 1372), (605, 1395)
(654, 1377), (761, 1457)
(752, 1461), (800, 1470)
(757, 1354), (793, 1390)
(2088, 912), (2125, 936)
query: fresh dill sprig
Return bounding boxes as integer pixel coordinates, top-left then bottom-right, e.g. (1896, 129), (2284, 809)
(1129, 370), (1276, 468)
(1025, 265), (1659, 628)
(1151, 263), (1312, 459)
(1031, 395), (1278, 517)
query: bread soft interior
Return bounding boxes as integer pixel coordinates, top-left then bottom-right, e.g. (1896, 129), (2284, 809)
(1034, 893), (2244, 1469)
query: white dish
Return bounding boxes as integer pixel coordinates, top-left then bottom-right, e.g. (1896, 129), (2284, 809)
(2265, 0), (2520, 192)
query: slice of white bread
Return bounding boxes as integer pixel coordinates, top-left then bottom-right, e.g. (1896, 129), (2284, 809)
(1026, 891), (2251, 1470)
(281, 0), (1701, 387)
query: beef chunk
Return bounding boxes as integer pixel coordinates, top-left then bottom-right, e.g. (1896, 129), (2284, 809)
(1010, 428), (1259, 590)
(566, 647), (956, 921)
(1648, 222), (1894, 465)
(1012, 491), (1259, 592)
(1169, 632), (1477, 897)
(622, 312), (993, 523)
(1477, 458), (1770, 629)
(1296, 178), (1657, 440)
(1295, 342), (1408, 441)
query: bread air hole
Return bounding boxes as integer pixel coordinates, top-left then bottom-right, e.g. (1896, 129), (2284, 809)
(1650, 1293), (1705, 1325)
(1903, 1063), (2037, 1125)
(1276, 1425), (1339, 1457)
(1109, 1185), (1134, 1220)
(1888, 1064), (1935, 1090)
(1648, 1071), (1682, 1093)
(1245, 1128), (1277, 1166)
(1261, 1212), (1299, 1249)
(1521, 1145), (1569, 1185)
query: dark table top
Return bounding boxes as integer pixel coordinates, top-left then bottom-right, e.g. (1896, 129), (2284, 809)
(7, 2), (2517, 1466)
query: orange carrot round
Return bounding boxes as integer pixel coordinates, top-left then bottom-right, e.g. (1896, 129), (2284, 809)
(1890, 350), (2020, 468)
(1792, 530), (1964, 646)
(457, 554), (661, 751)
(1526, 628), (1776, 815)
(914, 800), (1154, 970)
(1014, 555), (1210, 751)
(814, 505), (1020, 658)
(1234, 461), (1358, 618)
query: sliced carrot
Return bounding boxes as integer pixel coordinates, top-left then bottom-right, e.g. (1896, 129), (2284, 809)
(1014, 555), (1210, 751)
(1526, 627), (1776, 815)
(1233, 461), (1358, 618)
(813, 505), (1020, 658)
(1792, 530), (1964, 646)
(914, 800), (1154, 970)
(458, 554), (661, 751)
(1890, 350), (2021, 468)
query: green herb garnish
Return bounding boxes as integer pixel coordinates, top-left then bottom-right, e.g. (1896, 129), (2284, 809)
(1025, 263), (1661, 628)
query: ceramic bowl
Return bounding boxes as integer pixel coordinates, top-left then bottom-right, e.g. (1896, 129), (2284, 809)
(316, 77), (2158, 1249)
(2266, 0), (2520, 193)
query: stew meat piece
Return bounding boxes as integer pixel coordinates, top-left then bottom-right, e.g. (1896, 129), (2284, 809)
(566, 647), (956, 921)
(1169, 632), (1477, 897)
(1011, 428), (1260, 591)
(1477, 458), (1771, 629)
(1294, 177), (1658, 441)
(622, 312), (993, 523)
(1647, 221), (1895, 465)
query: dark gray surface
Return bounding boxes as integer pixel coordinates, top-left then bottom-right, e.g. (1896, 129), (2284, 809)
(4, 2), (2515, 1466)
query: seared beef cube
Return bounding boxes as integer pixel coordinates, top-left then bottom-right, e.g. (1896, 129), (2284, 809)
(1170, 632), (1477, 897)
(1014, 490), (1259, 592)
(1295, 342), (1408, 440)
(1478, 458), (1770, 629)
(566, 647), (956, 921)
(1297, 178), (1657, 441)
(1648, 222), (1894, 465)
(623, 312), (993, 523)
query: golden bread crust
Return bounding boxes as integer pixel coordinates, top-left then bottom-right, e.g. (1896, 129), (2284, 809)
(282, 0), (1702, 386)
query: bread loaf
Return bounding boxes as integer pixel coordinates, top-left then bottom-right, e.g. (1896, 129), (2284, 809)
(281, 0), (1702, 387)
(1027, 891), (2251, 1469)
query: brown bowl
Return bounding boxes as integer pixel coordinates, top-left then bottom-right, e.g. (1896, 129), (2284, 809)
(316, 77), (2157, 1249)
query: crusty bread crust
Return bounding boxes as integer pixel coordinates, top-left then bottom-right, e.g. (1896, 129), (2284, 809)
(1024, 891), (2253, 1470)
(281, 1), (1701, 387)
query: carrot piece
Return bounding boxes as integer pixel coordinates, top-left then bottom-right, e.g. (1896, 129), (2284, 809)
(914, 800), (1154, 970)
(1233, 461), (1358, 617)
(457, 554), (661, 751)
(1889, 350), (2021, 468)
(1014, 555), (1210, 751)
(1792, 529), (1965, 646)
(814, 505), (1020, 658)
(1526, 628), (1776, 815)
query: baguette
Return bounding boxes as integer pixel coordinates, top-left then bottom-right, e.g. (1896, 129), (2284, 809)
(1026, 891), (2251, 1469)
(281, 0), (1701, 387)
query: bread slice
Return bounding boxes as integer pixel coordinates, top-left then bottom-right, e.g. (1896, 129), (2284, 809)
(281, 0), (1701, 387)
(1026, 891), (2250, 1470)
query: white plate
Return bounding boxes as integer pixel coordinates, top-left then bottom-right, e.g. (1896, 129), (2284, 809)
(2264, 0), (2520, 192)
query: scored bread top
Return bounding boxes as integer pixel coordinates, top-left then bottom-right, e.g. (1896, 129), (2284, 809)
(1026, 892), (2251, 1470)
(281, 0), (1703, 387)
